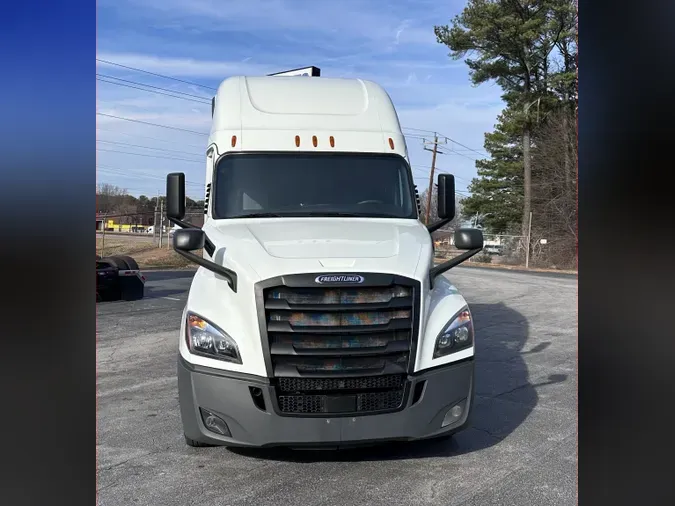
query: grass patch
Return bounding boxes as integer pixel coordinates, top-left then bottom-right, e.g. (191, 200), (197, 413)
(96, 235), (201, 269)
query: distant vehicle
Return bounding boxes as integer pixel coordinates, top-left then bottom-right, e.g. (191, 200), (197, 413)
(146, 225), (179, 236)
(483, 245), (504, 255)
(96, 255), (146, 302)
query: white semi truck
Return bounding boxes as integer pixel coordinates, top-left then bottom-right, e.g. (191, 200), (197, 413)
(165, 73), (484, 448)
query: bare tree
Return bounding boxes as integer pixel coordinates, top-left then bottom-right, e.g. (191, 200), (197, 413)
(419, 186), (464, 231)
(96, 184), (128, 214)
(530, 107), (577, 269)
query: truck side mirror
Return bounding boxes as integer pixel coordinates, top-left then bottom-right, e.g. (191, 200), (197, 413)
(429, 227), (485, 285)
(167, 173), (186, 220)
(437, 174), (455, 220)
(454, 228), (484, 250)
(174, 229), (205, 251)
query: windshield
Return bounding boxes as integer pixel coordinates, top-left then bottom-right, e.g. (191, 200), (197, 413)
(212, 153), (417, 219)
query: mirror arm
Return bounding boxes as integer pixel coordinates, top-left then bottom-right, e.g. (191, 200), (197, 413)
(173, 248), (238, 292)
(168, 217), (215, 257)
(168, 217), (197, 229)
(429, 247), (483, 288)
(427, 218), (452, 234)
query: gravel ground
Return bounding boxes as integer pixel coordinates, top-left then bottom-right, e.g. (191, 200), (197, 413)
(97, 267), (577, 506)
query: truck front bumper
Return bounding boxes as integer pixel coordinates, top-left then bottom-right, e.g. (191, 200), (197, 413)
(178, 356), (474, 448)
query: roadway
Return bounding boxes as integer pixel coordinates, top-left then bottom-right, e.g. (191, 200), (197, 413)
(97, 267), (577, 505)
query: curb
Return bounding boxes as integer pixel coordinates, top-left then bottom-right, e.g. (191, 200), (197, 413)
(140, 266), (197, 272)
(437, 261), (577, 278)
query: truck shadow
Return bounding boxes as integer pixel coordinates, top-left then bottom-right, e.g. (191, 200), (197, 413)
(229, 302), (566, 462)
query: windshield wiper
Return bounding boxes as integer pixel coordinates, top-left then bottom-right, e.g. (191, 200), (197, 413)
(232, 211), (400, 219)
(308, 211), (397, 218)
(310, 212), (364, 217)
(233, 212), (284, 218)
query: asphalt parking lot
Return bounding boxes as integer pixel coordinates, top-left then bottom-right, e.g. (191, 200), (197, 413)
(97, 267), (577, 506)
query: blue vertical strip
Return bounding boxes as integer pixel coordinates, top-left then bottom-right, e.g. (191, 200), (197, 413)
(0, 2), (95, 506)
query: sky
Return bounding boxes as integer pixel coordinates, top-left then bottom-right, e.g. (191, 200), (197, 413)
(96, 0), (505, 201)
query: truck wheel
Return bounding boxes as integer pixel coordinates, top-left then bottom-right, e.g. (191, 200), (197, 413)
(116, 255), (139, 270)
(184, 435), (215, 448)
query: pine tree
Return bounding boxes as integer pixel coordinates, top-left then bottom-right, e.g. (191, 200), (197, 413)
(461, 107), (523, 233)
(435, 0), (569, 237)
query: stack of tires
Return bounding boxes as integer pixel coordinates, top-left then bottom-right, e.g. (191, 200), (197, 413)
(97, 255), (145, 301)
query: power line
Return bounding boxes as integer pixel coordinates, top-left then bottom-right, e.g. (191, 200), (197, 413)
(94, 209), (204, 219)
(96, 164), (204, 185)
(95, 184), (159, 195)
(95, 58), (489, 156)
(97, 73), (211, 101)
(96, 165), (204, 187)
(443, 148), (479, 162)
(96, 113), (209, 136)
(97, 73), (212, 103)
(97, 76), (211, 105)
(413, 133), (486, 166)
(95, 113), (481, 169)
(97, 139), (203, 157)
(96, 183), (205, 200)
(403, 126), (437, 134)
(408, 129), (488, 158)
(96, 127), (206, 150)
(96, 184), (204, 198)
(96, 147), (203, 163)
(94, 59), (488, 197)
(97, 169), (204, 199)
(96, 58), (218, 91)
(439, 135), (488, 158)
(412, 164), (471, 183)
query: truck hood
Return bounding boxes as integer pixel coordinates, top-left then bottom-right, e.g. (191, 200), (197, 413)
(247, 219), (399, 259)
(204, 218), (433, 282)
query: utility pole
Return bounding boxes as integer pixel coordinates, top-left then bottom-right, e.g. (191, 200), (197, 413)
(525, 211), (533, 269)
(101, 213), (106, 257)
(154, 193), (159, 245)
(159, 198), (164, 248)
(167, 210), (172, 250)
(422, 134), (446, 224)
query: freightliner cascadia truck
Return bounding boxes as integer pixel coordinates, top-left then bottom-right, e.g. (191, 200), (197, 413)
(165, 72), (484, 448)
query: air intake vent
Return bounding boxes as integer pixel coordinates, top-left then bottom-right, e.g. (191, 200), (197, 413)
(414, 185), (421, 215)
(204, 183), (211, 215)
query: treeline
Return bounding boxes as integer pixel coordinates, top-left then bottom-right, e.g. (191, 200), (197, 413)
(435, 0), (577, 269)
(96, 184), (204, 225)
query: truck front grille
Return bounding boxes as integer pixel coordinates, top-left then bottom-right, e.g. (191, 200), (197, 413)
(278, 389), (405, 414)
(257, 275), (419, 416)
(278, 374), (404, 393)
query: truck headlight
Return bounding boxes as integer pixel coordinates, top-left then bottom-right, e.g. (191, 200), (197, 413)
(186, 312), (242, 364)
(433, 307), (473, 358)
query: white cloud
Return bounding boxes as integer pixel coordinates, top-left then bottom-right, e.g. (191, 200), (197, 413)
(99, 0), (440, 53)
